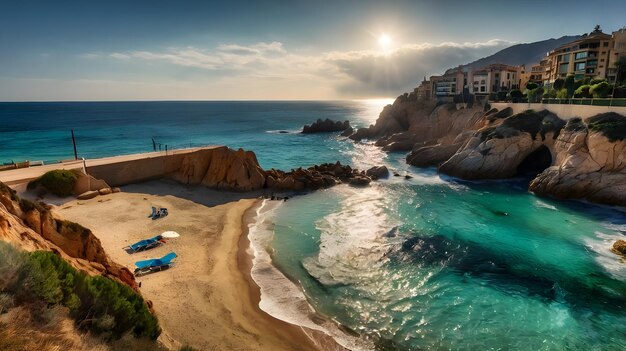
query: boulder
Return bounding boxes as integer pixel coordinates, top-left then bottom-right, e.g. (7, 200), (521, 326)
(170, 146), (266, 192)
(366, 166), (389, 180)
(340, 126), (354, 137)
(302, 119), (351, 134)
(406, 143), (462, 168)
(98, 188), (112, 195)
(111, 187), (121, 193)
(77, 190), (99, 200)
(613, 240), (626, 255)
(349, 176), (371, 187)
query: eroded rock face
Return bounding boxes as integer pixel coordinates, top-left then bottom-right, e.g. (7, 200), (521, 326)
(529, 114), (626, 205)
(170, 146), (266, 191)
(302, 119), (350, 134)
(0, 182), (138, 290)
(439, 110), (565, 179)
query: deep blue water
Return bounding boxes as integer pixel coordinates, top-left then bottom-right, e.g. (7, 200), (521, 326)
(0, 100), (384, 169)
(3, 101), (626, 350)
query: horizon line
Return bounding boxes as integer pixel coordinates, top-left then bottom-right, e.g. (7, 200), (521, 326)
(0, 98), (395, 103)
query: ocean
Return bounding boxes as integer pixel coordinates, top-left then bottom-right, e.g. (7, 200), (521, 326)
(3, 101), (626, 350)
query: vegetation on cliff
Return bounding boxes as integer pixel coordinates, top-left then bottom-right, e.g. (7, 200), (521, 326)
(586, 112), (626, 142)
(27, 169), (78, 197)
(0, 241), (160, 340)
(481, 110), (565, 141)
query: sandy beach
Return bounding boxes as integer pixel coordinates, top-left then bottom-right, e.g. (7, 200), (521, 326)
(55, 180), (318, 351)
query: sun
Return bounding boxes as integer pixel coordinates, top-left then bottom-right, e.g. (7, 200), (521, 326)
(378, 34), (392, 51)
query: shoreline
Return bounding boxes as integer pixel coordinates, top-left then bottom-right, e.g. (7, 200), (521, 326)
(238, 201), (337, 351)
(244, 199), (371, 351)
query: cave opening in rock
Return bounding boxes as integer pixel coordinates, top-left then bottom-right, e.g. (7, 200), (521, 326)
(516, 145), (552, 177)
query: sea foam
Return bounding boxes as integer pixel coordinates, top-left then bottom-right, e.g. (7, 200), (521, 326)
(247, 199), (372, 351)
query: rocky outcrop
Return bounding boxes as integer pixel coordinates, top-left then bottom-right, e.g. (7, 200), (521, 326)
(265, 162), (372, 191)
(170, 146), (266, 191)
(613, 240), (626, 256)
(366, 166), (389, 180)
(302, 119), (351, 134)
(529, 113), (626, 205)
(440, 110), (565, 179)
(0, 182), (138, 290)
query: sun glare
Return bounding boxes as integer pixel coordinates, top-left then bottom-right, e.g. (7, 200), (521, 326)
(378, 34), (392, 52)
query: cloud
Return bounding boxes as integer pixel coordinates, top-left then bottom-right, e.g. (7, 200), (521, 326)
(101, 39), (513, 98)
(324, 39), (514, 96)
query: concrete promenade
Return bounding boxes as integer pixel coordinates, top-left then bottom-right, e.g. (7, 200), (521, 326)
(0, 146), (221, 187)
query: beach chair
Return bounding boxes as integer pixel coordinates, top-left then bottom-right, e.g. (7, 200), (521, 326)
(151, 207), (169, 220)
(124, 235), (165, 253)
(134, 252), (177, 276)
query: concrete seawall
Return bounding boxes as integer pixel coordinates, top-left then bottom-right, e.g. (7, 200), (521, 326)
(490, 102), (626, 120)
(0, 146), (221, 187)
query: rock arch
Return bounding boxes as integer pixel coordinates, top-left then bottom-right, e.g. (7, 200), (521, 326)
(516, 145), (553, 177)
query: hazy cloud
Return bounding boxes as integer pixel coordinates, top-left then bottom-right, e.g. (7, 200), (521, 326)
(103, 39), (513, 98)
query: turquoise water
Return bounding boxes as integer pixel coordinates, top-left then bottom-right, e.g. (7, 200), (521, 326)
(271, 148), (626, 350)
(3, 101), (626, 350)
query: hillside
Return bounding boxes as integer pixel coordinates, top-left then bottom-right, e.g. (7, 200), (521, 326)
(446, 35), (580, 72)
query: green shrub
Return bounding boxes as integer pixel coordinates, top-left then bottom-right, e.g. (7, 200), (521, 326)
(481, 110), (566, 141)
(553, 78), (565, 90)
(590, 81), (612, 98)
(556, 89), (569, 99)
(564, 118), (587, 132)
(526, 82), (539, 90)
(574, 85), (592, 98)
(28, 170), (78, 197)
(0, 242), (160, 340)
(564, 75), (576, 97)
(587, 113), (626, 141)
(57, 220), (91, 238)
(590, 78), (606, 85)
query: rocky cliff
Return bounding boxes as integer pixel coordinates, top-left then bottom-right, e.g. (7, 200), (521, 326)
(529, 113), (626, 205)
(355, 91), (626, 206)
(0, 182), (137, 289)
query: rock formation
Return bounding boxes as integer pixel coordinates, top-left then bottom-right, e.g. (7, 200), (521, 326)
(439, 110), (565, 179)
(265, 162), (372, 191)
(613, 240), (626, 256)
(170, 146), (266, 191)
(529, 113), (626, 205)
(354, 89), (626, 206)
(366, 165), (390, 180)
(0, 182), (137, 290)
(302, 119), (351, 133)
(168, 146), (381, 192)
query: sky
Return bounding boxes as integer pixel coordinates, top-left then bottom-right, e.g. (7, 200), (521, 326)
(1, 0), (625, 101)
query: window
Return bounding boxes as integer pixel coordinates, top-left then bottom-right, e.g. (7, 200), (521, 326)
(604, 42), (609, 47)
(481, 80), (485, 84)
(559, 63), (569, 74)
(507, 73), (510, 79)
(480, 86), (485, 92)
(575, 62), (586, 71)
(563, 54), (570, 62)
(587, 60), (597, 67)
(575, 52), (588, 60)
(495, 73), (500, 78)
(473, 87), (478, 92)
